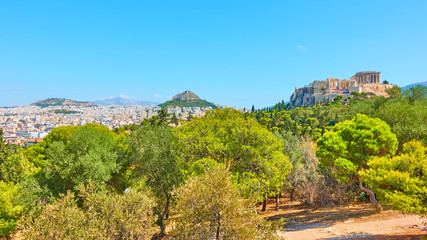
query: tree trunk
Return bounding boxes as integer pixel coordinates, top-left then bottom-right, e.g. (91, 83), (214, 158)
(156, 192), (170, 237)
(216, 213), (221, 240)
(157, 215), (166, 237)
(162, 194), (170, 220)
(261, 198), (267, 211)
(159, 219), (165, 237)
(275, 194), (280, 211)
(358, 175), (382, 213)
(290, 189), (296, 201)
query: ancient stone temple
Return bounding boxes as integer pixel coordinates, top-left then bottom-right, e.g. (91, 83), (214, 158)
(351, 71), (381, 84)
(290, 71), (395, 106)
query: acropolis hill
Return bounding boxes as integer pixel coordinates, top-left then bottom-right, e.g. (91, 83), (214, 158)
(290, 71), (395, 106)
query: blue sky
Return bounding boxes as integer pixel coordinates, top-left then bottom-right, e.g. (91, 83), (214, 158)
(1, 1), (426, 108)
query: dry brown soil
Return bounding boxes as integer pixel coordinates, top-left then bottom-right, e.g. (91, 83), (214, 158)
(258, 198), (427, 240)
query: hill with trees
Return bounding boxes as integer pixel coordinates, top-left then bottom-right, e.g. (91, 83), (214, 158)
(158, 90), (217, 108)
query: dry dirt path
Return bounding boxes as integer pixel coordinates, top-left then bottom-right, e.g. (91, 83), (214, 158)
(259, 199), (427, 240)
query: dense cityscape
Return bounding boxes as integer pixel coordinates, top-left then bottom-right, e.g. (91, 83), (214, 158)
(0, 104), (213, 146)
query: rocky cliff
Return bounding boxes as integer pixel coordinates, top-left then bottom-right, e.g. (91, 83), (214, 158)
(290, 72), (395, 107)
(172, 90), (200, 101)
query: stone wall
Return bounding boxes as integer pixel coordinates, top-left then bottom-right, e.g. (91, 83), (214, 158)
(360, 84), (394, 97)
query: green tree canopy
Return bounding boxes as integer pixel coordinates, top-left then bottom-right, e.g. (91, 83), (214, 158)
(42, 125), (80, 144)
(316, 114), (398, 212)
(25, 125), (117, 169)
(360, 140), (427, 215)
(42, 124), (121, 195)
(403, 85), (427, 104)
(0, 146), (35, 184)
(0, 181), (22, 238)
(174, 108), (292, 202)
(341, 92), (427, 149)
(0, 129), (12, 181)
(377, 95), (427, 148)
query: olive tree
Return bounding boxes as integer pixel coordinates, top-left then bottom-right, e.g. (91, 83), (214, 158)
(126, 125), (182, 235)
(18, 184), (156, 240)
(172, 165), (280, 240)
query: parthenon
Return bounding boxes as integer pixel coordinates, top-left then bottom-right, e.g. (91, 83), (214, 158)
(351, 71), (381, 84)
(290, 71), (395, 106)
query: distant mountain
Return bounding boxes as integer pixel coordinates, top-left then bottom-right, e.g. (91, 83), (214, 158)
(33, 98), (95, 108)
(159, 90), (217, 108)
(92, 97), (158, 106)
(401, 81), (427, 91)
